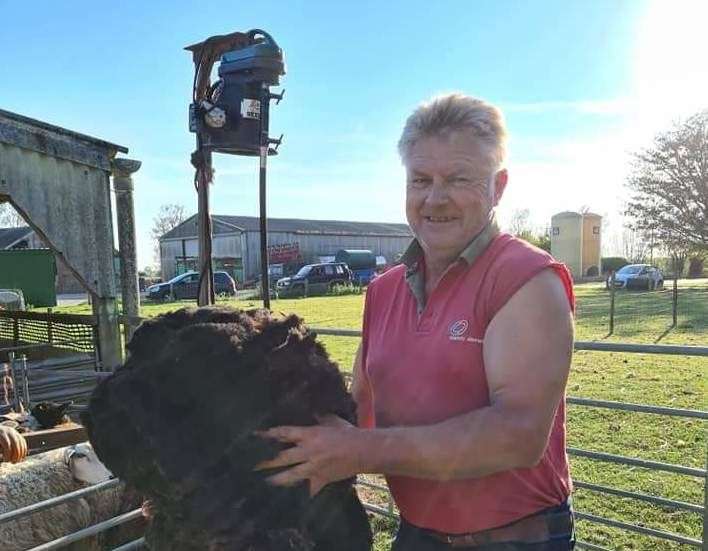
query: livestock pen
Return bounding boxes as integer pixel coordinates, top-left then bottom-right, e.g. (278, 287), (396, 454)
(0, 329), (705, 550)
(4, 282), (708, 549)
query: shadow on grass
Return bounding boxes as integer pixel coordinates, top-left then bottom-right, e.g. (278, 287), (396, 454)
(653, 324), (675, 343)
(575, 283), (707, 343)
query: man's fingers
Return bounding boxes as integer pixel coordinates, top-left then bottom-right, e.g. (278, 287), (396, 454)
(315, 414), (349, 427)
(141, 500), (155, 520)
(266, 463), (311, 487)
(309, 478), (328, 497)
(257, 426), (307, 443)
(255, 447), (307, 471)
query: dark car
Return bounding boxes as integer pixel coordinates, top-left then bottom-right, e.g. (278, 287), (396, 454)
(146, 271), (237, 300)
(606, 264), (664, 291)
(276, 262), (352, 297)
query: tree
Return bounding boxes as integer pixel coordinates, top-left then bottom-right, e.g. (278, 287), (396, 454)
(505, 209), (551, 252)
(507, 208), (532, 236)
(0, 202), (25, 228)
(625, 111), (708, 254)
(619, 227), (650, 263)
(529, 230), (551, 253)
(151, 204), (187, 264)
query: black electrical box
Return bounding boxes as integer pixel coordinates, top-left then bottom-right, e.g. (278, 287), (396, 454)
(189, 30), (285, 156)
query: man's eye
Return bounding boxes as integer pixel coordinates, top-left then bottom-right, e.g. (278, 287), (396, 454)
(409, 178), (429, 187)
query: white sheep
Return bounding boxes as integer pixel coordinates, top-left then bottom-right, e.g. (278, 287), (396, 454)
(0, 443), (142, 551)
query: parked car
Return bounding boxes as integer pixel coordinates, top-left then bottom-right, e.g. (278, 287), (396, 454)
(606, 264), (664, 291)
(146, 271), (237, 300)
(276, 262), (352, 297)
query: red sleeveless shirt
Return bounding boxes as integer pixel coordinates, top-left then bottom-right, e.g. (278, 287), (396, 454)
(358, 232), (574, 534)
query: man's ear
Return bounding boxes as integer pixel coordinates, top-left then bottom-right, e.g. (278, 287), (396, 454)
(492, 169), (508, 206)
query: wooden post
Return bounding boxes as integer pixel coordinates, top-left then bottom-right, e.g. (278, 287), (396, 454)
(196, 151), (215, 307)
(672, 275), (678, 327)
(20, 355), (29, 408)
(609, 272), (616, 335)
(112, 158), (142, 344)
(8, 352), (20, 412)
(12, 316), (19, 348)
(47, 307), (53, 345)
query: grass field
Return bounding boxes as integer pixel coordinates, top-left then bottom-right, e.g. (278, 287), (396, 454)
(54, 280), (707, 550)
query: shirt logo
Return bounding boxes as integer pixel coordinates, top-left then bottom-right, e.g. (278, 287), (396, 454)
(448, 319), (469, 338)
(448, 319), (483, 344)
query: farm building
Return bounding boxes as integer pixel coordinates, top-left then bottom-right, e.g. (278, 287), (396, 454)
(550, 211), (602, 278)
(159, 215), (413, 283)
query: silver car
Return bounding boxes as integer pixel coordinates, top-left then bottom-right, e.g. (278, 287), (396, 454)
(606, 264), (664, 290)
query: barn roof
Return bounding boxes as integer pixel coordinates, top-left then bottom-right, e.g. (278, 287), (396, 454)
(0, 226), (33, 249)
(161, 215), (413, 241)
(0, 109), (128, 154)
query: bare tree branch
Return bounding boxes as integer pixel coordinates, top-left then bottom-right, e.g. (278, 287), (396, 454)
(625, 110), (708, 253)
(151, 204), (187, 264)
(0, 202), (25, 228)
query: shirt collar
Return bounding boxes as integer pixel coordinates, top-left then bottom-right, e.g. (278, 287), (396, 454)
(401, 213), (500, 273)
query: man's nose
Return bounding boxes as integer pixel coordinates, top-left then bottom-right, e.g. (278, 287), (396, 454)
(425, 177), (449, 205)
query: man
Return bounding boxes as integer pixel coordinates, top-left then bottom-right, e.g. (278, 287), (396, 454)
(258, 94), (575, 550)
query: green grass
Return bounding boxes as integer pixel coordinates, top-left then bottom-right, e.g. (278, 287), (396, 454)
(52, 280), (707, 550)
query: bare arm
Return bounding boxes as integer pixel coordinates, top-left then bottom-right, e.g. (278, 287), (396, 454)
(350, 344), (368, 420)
(357, 268), (574, 479)
(258, 268), (573, 492)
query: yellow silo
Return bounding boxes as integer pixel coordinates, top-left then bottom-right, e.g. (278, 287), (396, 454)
(581, 213), (602, 276)
(551, 212), (583, 279)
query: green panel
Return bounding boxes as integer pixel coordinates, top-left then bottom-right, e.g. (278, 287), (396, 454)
(214, 257), (243, 284)
(175, 256), (198, 275)
(0, 249), (57, 307)
(334, 249), (376, 270)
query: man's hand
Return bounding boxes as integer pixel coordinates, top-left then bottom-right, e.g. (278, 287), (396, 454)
(255, 415), (364, 497)
(0, 425), (28, 463)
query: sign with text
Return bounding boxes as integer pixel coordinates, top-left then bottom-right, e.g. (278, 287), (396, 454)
(268, 243), (300, 264)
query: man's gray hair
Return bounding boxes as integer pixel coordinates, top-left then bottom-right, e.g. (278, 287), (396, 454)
(398, 93), (507, 168)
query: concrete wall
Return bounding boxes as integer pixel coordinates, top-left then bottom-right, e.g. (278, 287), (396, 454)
(551, 213), (583, 279)
(0, 112), (121, 298)
(581, 214), (602, 276)
(0, 109), (128, 370)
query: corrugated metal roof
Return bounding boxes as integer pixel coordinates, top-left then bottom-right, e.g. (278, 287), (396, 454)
(0, 226), (32, 249)
(161, 215), (413, 241)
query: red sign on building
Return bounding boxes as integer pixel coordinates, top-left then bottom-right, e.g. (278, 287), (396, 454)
(268, 243), (300, 264)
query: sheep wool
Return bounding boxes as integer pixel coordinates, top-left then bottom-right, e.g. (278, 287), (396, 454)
(83, 307), (373, 551)
(0, 447), (136, 551)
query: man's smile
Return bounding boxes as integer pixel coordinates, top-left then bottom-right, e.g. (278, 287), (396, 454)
(423, 216), (459, 223)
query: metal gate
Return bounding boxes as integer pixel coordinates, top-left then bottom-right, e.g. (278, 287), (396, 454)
(0, 335), (704, 550)
(0, 310), (103, 408)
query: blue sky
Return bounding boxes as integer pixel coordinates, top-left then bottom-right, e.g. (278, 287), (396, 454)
(1, 0), (705, 268)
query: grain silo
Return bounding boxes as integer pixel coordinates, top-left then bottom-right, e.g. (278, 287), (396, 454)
(581, 212), (602, 276)
(551, 212), (583, 278)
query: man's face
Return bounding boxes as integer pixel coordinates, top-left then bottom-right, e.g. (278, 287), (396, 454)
(405, 130), (507, 260)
